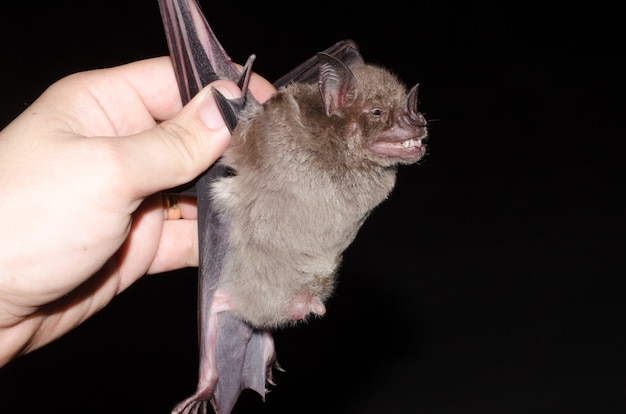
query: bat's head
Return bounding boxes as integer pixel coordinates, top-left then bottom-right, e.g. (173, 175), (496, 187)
(317, 53), (428, 168)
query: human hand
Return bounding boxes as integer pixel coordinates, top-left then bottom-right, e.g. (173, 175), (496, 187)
(0, 56), (276, 366)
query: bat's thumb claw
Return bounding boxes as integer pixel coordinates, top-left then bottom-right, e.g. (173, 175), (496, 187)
(210, 54), (258, 134)
(211, 87), (244, 134)
(237, 54), (256, 92)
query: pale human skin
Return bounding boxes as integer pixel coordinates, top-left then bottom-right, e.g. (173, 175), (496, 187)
(0, 56), (276, 367)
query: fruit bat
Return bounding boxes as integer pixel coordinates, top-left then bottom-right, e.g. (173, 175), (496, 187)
(157, 1), (428, 413)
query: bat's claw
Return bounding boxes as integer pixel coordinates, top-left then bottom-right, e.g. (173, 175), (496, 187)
(212, 87), (244, 134)
(274, 359), (286, 373)
(237, 54), (255, 93)
(211, 54), (256, 134)
(266, 359), (285, 387)
(172, 395), (209, 414)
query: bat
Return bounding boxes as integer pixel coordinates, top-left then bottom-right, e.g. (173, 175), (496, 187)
(157, 1), (428, 413)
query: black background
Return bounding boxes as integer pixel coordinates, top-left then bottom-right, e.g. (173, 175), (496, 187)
(1, 1), (624, 413)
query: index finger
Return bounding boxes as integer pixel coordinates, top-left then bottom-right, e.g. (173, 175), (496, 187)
(105, 57), (276, 121)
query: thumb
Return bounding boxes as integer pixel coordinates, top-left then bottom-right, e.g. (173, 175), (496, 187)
(118, 79), (242, 198)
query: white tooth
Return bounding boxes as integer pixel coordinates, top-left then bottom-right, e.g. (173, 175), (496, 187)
(401, 139), (412, 148)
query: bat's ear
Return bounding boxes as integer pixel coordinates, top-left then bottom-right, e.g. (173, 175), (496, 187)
(317, 52), (358, 116)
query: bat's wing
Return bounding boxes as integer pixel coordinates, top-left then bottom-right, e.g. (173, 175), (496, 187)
(159, 2), (268, 414)
(159, 0), (243, 100)
(158, 1), (361, 413)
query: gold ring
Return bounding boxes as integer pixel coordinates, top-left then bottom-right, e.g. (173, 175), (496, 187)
(164, 194), (182, 220)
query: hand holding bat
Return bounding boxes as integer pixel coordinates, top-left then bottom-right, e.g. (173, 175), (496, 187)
(0, 58), (274, 368)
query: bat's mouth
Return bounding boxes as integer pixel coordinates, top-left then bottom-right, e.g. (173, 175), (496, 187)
(401, 138), (423, 149)
(370, 135), (427, 163)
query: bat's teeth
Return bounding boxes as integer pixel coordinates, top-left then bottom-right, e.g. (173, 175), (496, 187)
(401, 139), (422, 148)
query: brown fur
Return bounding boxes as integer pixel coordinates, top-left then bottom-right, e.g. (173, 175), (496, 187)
(210, 62), (427, 328)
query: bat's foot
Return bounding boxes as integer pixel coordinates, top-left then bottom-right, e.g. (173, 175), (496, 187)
(172, 290), (228, 414)
(262, 330), (281, 387)
(171, 394), (210, 414)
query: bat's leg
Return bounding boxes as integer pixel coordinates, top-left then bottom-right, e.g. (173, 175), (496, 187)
(171, 291), (231, 414)
(252, 330), (282, 388)
(173, 290), (278, 414)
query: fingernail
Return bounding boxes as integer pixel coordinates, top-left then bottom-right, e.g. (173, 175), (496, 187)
(198, 85), (233, 130)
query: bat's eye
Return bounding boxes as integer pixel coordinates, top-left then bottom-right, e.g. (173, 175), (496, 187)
(370, 108), (384, 116)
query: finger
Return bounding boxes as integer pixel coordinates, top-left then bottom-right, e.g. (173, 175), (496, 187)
(113, 194), (198, 288)
(107, 57), (276, 119)
(30, 57), (183, 138)
(112, 80), (242, 199)
(147, 219), (199, 273)
(164, 194), (182, 219)
(178, 196), (198, 219)
(27, 57), (276, 139)
(163, 194), (197, 220)
(232, 62), (276, 103)
(249, 71), (277, 103)
(87, 57), (184, 123)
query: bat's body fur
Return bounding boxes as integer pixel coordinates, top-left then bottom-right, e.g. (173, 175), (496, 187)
(212, 64), (426, 328)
